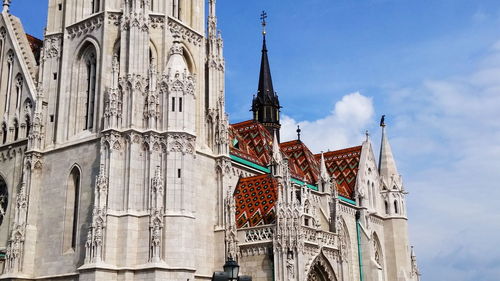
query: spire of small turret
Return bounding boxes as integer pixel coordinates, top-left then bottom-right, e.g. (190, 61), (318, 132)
(2, 0), (11, 13)
(378, 115), (399, 183)
(319, 152), (330, 182)
(252, 11), (281, 139)
(271, 129), (282, 163)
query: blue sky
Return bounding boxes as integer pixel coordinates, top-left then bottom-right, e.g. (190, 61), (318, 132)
(12, 0), (500, 280)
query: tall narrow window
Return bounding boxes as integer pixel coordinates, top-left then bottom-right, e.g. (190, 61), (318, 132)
(84, 53), (96, 130)
(91, 0), (100, 13)
(179, 97), (183, 112)
(171, 97), (176, 112)
(173, 0), (180, 19)
(25, 115), (31, 138)
(13, 119), (18, 141)
(385, 201), (389, 214)
(15, 75), (23, 110)
(4, 52), (14, 113)
(394, 200), (399, 214)
(1, 123), (6, 144)
(63, 167), (81, 251)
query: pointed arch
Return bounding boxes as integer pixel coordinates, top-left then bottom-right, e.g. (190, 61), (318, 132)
(0, 173), (8, 226)
(63, 165), (81, 252)
(394, 200), (398, 214)
(307, 251), (337, 281)
(69, 38), (100, 136)
(372, 232), (385, 281)
(339, 217), (353, 280)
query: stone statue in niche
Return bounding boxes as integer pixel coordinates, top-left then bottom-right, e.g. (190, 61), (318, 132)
(286, 251), (296, 281)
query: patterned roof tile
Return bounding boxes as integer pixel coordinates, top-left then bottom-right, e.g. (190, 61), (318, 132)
(234, 174), (278, 228)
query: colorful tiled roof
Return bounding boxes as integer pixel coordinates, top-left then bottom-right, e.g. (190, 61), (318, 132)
(25, 34), (42, 64)
(231, 120), (273, 166)
(280, 140), (321, 185)
(229, 126), (261, 164)
(235, 174), (278, 228)
(317, 146), (362, 199)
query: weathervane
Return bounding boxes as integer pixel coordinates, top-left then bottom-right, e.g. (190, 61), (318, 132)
(296, 125), (301, 141)
(260, 10), (268, 35)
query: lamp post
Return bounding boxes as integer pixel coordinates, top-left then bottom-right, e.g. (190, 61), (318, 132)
(223, 257), (240, 281)
(212, 258), (252, 281)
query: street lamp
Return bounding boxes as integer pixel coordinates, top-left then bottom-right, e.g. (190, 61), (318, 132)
(212, 258), (251, 281)
(223, 257), (240, 280)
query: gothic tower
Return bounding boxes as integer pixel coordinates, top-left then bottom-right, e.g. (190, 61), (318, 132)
(252, 15), (281, 140)
(0, 0), (228, 280)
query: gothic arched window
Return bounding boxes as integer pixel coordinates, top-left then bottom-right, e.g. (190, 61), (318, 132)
(71, 42), (98, 134)
(394, 200), (399, 214)
(63, 166), (81, 251)
(0, 175), (7, 226)
(384, 200), (389, 215)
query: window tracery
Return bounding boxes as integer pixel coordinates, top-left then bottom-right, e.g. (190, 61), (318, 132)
(0, 176), (7, 226)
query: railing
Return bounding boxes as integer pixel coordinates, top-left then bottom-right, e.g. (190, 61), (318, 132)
(238, 225), (274, 244)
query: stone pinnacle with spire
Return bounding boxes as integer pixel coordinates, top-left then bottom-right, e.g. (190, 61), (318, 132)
(378, 115), (400, 185)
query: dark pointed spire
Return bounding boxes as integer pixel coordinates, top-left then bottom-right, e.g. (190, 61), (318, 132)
(252, 11), (281, 139)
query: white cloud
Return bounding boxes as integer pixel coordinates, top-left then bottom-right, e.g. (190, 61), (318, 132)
(280, 92), (374, 153)
(386, 42), (500, 281)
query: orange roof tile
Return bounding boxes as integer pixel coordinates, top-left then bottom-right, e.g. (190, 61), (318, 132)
(234, 174), (278, 228)
(231, 120), (273, 166)
(316, 146), (362, 199)
(25, 34), (42, 64)
(280, 140), (321, 185)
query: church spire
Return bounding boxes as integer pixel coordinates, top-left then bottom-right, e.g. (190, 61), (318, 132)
(252, 11), (281, 139)
(378, 115), (399, 184)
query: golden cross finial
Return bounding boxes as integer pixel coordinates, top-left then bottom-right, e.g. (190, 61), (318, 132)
(260, 10), (268, 35)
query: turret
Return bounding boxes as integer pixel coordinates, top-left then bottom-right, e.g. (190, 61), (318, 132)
(252, 12), (281, 139)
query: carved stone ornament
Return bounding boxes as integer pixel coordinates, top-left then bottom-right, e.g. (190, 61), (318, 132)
(67, 14), (104, 39)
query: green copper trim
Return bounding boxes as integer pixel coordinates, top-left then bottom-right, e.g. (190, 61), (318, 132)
(230, 154), (357, 207)
(290, 178), (319, 191)
(340, 196), (356, 205)
(230, 155), (270, 173)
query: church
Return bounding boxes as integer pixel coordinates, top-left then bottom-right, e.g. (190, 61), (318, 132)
(0, 0), (420, 280)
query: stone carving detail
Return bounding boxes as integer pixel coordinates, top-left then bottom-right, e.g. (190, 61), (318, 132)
(144, 59), (159, 129)
(149, 166), (164, 263)
(207, 97), (229, 155)
(245, 227), (273, 243)
(43, 34), (62, 59)
(104, 55), (123, 129)
(28, 83), (45, 151)
(166, 133), (196, 154)
(85, 164), (108, 264)
(168, 18), (203, 46)
(225, 189), (239, 259)
(3, 153), (39, 274)
(67, 14), (104, 39)
(287, 251), (296, 281)
(150, 15), (165, 29)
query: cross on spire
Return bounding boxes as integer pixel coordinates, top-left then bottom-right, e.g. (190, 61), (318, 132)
(260, 10), (268, 35)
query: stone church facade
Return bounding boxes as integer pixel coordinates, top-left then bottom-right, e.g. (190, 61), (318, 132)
(0, 0), (420, 280)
